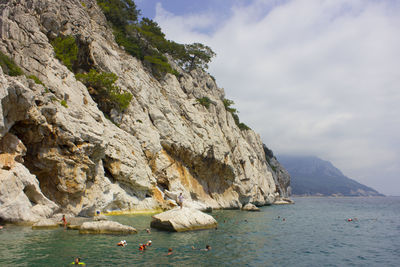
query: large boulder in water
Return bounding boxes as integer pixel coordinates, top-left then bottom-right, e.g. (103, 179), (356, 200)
(150, 207), (217, 232)
(79, 221), (137, 234)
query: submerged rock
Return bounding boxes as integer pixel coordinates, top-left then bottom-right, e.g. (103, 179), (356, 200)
(67, 225), (81, 230)
(242, 203), (260, 211)
(79, 221), (137, 234)
(150, 207), (217, 232)
(274, 198), (295, 205)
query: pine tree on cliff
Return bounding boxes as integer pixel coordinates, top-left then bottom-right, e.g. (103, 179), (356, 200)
(96, 0), (216, 73)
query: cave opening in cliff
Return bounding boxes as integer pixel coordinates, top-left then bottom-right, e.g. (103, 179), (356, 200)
(156, 178), (170, 192)
(9, 120), (60, 203)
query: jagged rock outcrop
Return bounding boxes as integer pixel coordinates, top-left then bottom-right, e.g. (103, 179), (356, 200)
(263, 144), (291, 198)
(0, 0), (286, 223)
(150, 207), (217, 232)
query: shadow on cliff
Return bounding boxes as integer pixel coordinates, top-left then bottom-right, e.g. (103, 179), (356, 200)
(159, 143), (236, 201)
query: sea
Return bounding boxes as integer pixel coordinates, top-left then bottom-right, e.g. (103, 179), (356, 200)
(0, 197), (399, 266)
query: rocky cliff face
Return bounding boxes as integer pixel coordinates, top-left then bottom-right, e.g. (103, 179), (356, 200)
(0, 0), (285, 223)
(263, 144), (291, 198)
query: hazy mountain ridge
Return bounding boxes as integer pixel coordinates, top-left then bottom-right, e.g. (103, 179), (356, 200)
(278, 155), (383, 197)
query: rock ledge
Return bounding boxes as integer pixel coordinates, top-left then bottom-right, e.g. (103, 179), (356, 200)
(242, 203), (260, 211)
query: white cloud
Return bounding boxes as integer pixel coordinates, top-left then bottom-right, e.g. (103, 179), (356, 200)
(154, 0), (400, 195)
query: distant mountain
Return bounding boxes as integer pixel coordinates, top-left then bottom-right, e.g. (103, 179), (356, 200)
(277, 155), (384, 197)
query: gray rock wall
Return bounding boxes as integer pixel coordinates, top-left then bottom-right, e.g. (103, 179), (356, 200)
(0, 0), (281, 223)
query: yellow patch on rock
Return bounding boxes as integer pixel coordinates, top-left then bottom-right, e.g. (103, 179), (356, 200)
(0, 153), (15, 170)
(152, 186), (164, 204)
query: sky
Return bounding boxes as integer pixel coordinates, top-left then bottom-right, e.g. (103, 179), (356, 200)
(135, 0), (400, 196)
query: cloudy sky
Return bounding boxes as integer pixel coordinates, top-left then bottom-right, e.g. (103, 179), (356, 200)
(136, 0), (400, 196)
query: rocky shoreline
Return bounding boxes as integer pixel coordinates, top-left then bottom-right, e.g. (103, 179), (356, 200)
(1, 199), (293, 233)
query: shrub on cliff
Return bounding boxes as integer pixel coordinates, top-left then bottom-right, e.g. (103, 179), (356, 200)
(0, 51), (23, 76)
(144, 54), (179, 78)
(51, 35), (78, 71)
(76, 69), (132, 112)
(26, 75), (44, 86)
(197, 97), (212, 109)
(223, 98), (251, 131)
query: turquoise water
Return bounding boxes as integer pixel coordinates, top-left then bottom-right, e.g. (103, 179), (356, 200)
(0, 197), (399, 266)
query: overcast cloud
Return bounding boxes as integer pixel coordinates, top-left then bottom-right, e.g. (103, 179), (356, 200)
(150, 0), (400, 195)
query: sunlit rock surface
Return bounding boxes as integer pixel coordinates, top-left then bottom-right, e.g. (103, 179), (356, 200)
(79, 221), (137, 234)
(150, 207), (217, 232)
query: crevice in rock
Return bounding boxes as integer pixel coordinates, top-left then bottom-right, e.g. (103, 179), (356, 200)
(156, 177), (170, 192)
(23, 185), (40, 205)
(103, 159), (115, 184)
(190, 191), (198, 200)
(73, 37), (95, 74)
(102, 157), (152, 200)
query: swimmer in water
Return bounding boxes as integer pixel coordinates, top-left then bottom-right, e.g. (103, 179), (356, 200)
(139, 243), (147, 251)
(201, 245), (211, 251)
(167, 248), (173, 255)
(71, 257), (85, 265)
(192, 245), (212, 251)
(117, 240), (127, 247)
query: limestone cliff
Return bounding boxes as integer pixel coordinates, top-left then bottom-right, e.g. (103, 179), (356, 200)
(263, 144), (291, 198)
(0, 0), (287, 223)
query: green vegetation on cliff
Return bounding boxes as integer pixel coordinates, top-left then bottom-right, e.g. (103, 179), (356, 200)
(0, 51), (23, 76)
(196, 97), (212, 109)
(50, 35), (78, 71)
(223, 99), (250, 131)
(50, 33), (133, 116)
(76, 69), (132, 113)
(96, 0), (216, 77)
(26, 75), (45, 86)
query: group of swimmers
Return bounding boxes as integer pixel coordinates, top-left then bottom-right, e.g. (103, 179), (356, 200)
(113, 228), (211, 257)
(139, 240), (152, 250)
